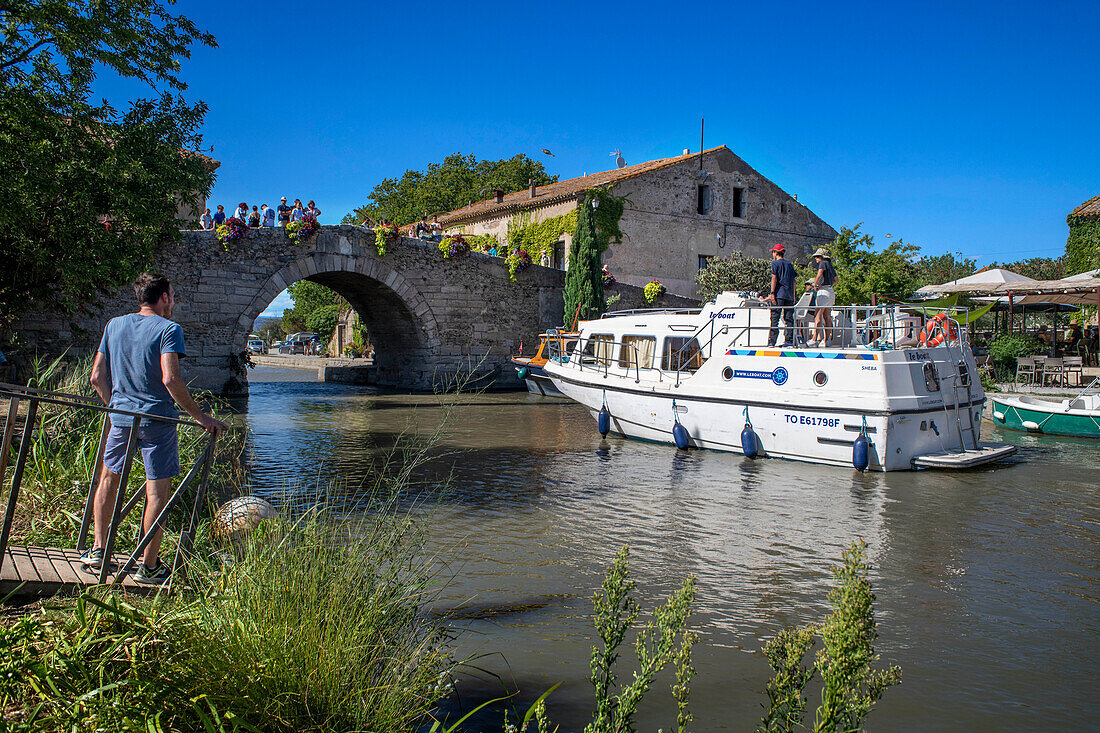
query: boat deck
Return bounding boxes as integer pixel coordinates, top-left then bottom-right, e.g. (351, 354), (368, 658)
(911, 442), (1018, 469)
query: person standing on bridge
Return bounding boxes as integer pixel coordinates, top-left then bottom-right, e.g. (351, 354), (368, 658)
(277, 197), (292, 226)
(81, 273), (227, 584)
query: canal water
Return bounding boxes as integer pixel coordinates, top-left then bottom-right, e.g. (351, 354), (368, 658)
(241, 366), (1099, 731)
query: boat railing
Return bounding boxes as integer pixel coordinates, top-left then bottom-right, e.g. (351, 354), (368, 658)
(0, 382), (218, 589)
(552, 305), (972, 386)
(601, 307), (701, 318)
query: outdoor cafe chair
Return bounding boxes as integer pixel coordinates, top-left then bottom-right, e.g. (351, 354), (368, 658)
(1015, 356), (1041, 386)
(1063, 356), (1084, 387)
(1042, 357), (1064, 387)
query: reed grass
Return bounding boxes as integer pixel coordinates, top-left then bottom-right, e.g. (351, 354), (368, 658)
(1, 505), (454, 732)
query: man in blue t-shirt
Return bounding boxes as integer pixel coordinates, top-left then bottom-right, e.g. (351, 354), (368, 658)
(764, 243), (797, 346)
(83, 273), (227, 584)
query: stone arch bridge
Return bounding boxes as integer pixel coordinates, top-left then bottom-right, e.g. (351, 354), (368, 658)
(16, 226), (694, 393)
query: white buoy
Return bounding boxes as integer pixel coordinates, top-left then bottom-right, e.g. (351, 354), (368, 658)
(993, 411), (1005, 421)
(1021, 420), (1041, 431)
(212, 496), (277, 548)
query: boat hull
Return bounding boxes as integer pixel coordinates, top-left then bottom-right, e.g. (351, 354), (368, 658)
(550, 370), (985, 471)
(511, 359), (566, 397)
(991, 396), (1100, 437)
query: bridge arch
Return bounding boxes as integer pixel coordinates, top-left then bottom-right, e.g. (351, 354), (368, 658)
(239, 251), (442, 387)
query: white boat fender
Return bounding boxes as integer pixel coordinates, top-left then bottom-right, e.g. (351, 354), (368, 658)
(671, 400), (691, 449)
(1022, 420), (1041, 431)
(853, 416), (870, 472)
(598, 393), (611, 437)
(741, 406), (759, 458)
(993, 410), (1005, 421)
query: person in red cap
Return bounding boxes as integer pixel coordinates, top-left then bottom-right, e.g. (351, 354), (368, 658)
(764, 243), (796, 346)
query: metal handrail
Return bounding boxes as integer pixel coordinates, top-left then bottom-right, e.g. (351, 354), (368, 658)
(548, 304), (974, 389)
(0, 382), (217, 589)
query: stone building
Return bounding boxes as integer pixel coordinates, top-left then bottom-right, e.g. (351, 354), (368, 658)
(440, 146), (837, 296)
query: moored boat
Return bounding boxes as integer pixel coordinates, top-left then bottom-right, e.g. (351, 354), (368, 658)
(512, 331), (578, 397)
(542, 292), (1017, 471)
(990, 378), (1100, 437)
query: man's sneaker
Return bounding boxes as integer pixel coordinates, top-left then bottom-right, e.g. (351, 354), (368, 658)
(134, 560), (171, 586)
(79, 547), (105, 568)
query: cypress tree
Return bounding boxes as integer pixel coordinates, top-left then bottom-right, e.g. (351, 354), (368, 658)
(563, 192), (605, 326)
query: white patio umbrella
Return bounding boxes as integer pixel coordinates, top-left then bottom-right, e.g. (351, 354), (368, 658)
(916, 268), (1038, 295)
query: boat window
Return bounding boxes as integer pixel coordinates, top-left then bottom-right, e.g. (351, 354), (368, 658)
(581, 334), (616, 366)
(663, 337), (705, 372)
(618, 335), (656, 369)
(923, 362), (940, 392)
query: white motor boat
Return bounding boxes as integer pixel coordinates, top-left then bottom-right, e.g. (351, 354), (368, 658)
(543, 292), (1016, 471)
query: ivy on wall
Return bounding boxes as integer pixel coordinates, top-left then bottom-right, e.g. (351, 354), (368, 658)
(1065, 215), (1100, 275)
(504, 209), (578, 261)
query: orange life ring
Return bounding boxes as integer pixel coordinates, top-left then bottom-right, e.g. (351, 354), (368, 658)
(919, 313), (959, 347)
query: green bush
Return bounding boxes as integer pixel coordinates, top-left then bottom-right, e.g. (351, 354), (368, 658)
(696, 252), (771, 301)
(987, 334), (1046, 381)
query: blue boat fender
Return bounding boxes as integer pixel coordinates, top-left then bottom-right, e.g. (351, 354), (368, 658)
(741, 406), (759, 458)
(598, 406), (611, 437)
(672, 422), (690, 450)
(852, 417), (870, 471)
(517, 367), (529, 381)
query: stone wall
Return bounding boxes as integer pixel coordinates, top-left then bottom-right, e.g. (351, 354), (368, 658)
(13, 226), (696, 393)
(607, 148), (837, 296)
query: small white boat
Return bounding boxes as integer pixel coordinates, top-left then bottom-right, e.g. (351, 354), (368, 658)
(543, 292), (1016, 471)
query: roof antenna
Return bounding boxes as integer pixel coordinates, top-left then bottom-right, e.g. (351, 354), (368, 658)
(696, 117), (709, 181)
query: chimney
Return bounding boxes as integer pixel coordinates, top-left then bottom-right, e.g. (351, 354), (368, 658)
(529, 179), (536, 199)
(792, 194), (798, 201)
(494, 188), (504, 204)
(683, 148), (690, 155)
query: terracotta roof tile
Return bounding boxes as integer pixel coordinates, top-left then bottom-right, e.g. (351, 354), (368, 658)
(440, 146), (727, 225)
(1070, 194), (1100, 219)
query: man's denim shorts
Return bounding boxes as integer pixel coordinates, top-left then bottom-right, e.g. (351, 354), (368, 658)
(103, 418), (180, 480)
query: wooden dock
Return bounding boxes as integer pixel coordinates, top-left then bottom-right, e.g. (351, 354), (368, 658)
(1, 545), (154, 598)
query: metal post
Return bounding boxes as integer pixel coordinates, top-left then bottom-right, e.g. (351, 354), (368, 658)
(99, 419), (139, 584)
(0, 398), (20, 514)
(0, 400), (37, 575)
(76, 415), (110, 553)
(170, 433), (217, 590)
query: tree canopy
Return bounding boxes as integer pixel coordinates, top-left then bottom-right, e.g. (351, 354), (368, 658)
(696, 252), (773, 301)
(0, 0), (216, 327)
(343, 153), (557, 227)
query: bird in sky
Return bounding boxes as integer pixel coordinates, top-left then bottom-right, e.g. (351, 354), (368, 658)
(541, 148), (555, 157)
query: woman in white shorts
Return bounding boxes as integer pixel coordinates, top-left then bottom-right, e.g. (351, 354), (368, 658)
(809, 248), (837, 346)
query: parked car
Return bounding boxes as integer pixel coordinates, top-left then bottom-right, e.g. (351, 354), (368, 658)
(287, 332), (320, 355)
(247, 339), (268, 355)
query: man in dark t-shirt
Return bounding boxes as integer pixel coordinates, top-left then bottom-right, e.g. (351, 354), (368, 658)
(764, 244), (797, 346)
(276, 197), (292, 226)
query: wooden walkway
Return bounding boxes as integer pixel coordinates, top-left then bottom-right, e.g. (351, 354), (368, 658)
(1, 545), (155, 598)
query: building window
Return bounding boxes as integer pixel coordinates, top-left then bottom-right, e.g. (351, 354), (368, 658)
(698, 255), (714, 271)
(553, 241), (566, 269)
(733, 187), (744, 218)
(697, 184), (712, 215)
(781, 202), (788, 215)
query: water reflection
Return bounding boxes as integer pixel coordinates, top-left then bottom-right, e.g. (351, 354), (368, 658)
(241, 367), (1099, 731)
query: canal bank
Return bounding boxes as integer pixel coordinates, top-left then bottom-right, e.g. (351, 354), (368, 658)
(235, 366), (1100, 731)
(250, 354), (374, 384)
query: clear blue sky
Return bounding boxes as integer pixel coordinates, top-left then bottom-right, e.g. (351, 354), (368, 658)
(97, 0), (1098, 314)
